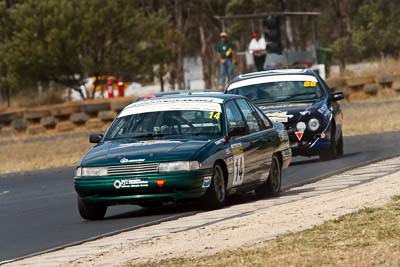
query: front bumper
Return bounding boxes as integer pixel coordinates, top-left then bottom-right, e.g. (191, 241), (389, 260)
(290, 137), (331, 156)
(74, 169), (212, 205)
(286, 120), (334, 157)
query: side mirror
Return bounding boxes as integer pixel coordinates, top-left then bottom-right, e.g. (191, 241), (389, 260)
(89, 133), (104, 143)
(332, 92), (344, 101)
(229, 126), (247, 137)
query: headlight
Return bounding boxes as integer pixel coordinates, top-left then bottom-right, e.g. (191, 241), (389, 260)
(78, 167), (108, 177)
(75, 167), (82, 177)
(159, 161), (200, 172)
(296, 122), (306, 132)
(308, 118), (320, 131)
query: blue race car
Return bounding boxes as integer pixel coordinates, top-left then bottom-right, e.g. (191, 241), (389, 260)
(225, 69), (344, 160)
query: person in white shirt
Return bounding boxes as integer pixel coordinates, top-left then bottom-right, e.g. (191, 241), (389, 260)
(248, 32), (267, 72)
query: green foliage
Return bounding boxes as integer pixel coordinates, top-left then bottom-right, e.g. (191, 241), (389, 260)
(1, 0), (400, 100)
(330, 0), (400, 63)
(0, 0), (172, 98)
(353, 0), (400, 58)
(331, 36), (361, 63)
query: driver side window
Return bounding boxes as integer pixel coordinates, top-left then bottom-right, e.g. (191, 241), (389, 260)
(225, 100), (247, 137)
(235, 99), (262, 134)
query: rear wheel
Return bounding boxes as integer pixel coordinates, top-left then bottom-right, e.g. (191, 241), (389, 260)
(255, 154), (281, 198)
(202, 164), (226, 210)
(77, 197), (107, 220)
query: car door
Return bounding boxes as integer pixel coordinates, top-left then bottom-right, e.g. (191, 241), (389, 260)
(224, 100), (251, 188)
(235, 98), (276, 184)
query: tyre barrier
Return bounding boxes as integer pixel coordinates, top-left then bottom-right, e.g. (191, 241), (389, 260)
(0, 96), (136, 137)
(326, 74), (400, 99)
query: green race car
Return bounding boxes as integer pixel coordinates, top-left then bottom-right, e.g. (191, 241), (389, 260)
(74, 94), (291, 220)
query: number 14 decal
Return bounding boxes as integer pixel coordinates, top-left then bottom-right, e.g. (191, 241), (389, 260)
(209, 112), (221, 120)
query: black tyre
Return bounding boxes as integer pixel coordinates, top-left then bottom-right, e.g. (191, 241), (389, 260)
(77, 197), (107, 220)
(337, 132), (344, 157)
(255, 154), (281, 198)
(319, 128), (338, 161)
(202, 164), (226, 210)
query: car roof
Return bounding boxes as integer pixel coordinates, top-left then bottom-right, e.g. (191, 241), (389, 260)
(127, 93), (246, 108)
(145, 89), (222, 97)
(229, 68), (317, 84)
(121, 93), (247, 117)
(133, 89), (224, 103)
(153, 93), (245, 101)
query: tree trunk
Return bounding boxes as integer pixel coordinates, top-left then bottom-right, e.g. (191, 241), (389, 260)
(332, 0), (351, 74)
(174, 0), (185, 89)
(159, 63), (165, 92)
(281, 0), (294, 51)
(168, 62), (176, 90)
(199, 25), (212, 89)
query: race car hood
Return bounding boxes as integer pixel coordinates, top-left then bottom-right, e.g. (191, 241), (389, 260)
(257, 100), (328, 125)
(80, 139), (210, 166)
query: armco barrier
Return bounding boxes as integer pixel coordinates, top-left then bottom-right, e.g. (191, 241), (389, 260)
(0, 96), (136, 138)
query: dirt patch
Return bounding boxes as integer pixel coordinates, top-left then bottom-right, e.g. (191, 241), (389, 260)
(149, 196), (400, 267)
(119, 169), (400, 267)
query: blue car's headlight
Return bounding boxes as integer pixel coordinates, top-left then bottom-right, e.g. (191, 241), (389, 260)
(296, 122), (306, 132)
(159, 161), (200, 172)
(308, 118), (320, 131)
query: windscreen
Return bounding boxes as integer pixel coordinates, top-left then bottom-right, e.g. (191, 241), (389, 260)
(104, 98), (224, 141)
(227, 75), (323, 103)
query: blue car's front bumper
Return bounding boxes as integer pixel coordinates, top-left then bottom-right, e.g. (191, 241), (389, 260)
(290, 137), (332, 156)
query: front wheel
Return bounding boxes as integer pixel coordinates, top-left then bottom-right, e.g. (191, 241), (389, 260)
(202, 164), (226, 210)
(255, 154), (281, 198)
(319, 128), (339, 161)
(337, 132), (344, 157)
(77, 197), (107, 220)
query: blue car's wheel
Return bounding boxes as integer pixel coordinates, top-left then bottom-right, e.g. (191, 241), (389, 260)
(337, 132), (344, 156)
(320, 127), (339, 161)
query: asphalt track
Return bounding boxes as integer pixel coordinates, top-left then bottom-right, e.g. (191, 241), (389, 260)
(1, 131), (400, 262)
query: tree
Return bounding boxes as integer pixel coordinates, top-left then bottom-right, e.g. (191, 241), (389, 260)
(1, 0), (172, 99)
(0, 0), (16, 106)
(352, 0), (400, 59)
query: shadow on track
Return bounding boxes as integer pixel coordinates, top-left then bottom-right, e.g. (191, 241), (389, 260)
(104, 203), (198, 221)
(290, 151), (362, 166)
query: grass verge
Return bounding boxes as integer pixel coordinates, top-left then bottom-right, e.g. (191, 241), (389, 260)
(132, 195), (400, 267)
(342, 100), (400, 136)
(0, 135), (92, 174)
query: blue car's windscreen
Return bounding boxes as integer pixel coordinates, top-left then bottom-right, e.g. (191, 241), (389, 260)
(229, 80), (323, 103)
(104, 110), (223, 141)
